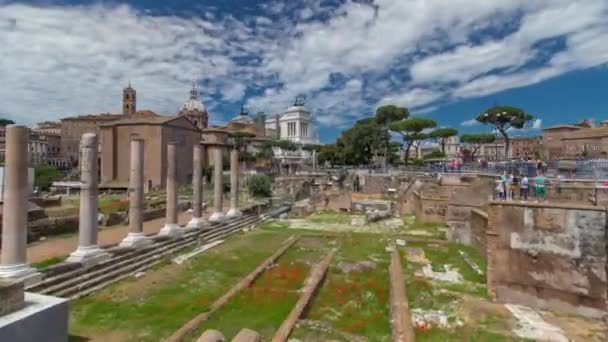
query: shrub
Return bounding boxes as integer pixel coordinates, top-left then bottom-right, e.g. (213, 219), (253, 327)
(34, 166), (62, 191)
(247, 174), (272, 198)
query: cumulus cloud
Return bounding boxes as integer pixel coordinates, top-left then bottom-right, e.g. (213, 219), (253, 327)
(461, 119), (479, 127)
(1, 0), (607, 128)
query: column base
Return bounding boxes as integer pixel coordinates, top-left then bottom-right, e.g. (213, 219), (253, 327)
(226, 208), (242, 219)
(0, 263), (43, 286)
(158, 223), (183, 237)
(186, 216), (207, 229)
(119, 232), (153, 249)
(67, 245), (111, 269)
(208, 212), (226, 223)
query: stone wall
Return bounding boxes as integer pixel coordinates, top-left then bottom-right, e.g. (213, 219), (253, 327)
(446, 178), (493, 247)
(419, 195), (448, 222)
(470, 209), (488, 258)
(0, 279), (24, 316)
(487, 201), (607, 318)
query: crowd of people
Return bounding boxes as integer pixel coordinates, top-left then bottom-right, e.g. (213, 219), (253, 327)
(494, 171), (563, 202)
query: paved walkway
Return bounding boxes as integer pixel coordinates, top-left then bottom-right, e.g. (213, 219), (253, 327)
(25, 211), (193, 264)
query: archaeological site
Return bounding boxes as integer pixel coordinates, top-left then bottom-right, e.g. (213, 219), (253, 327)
(1, 127), (608, 342)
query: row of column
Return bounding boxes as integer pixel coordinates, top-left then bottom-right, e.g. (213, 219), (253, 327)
(0, 127), (242, 284)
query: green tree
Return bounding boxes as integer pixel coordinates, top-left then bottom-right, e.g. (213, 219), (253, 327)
(375, 105), (409, 168)
(318, 144), (339, 166)
(429, 128), (458, 153)
(460, 133), (496, 160)
(34, 166), (61, 191)
(389, 117), (437, 163)
(247, 174), (272, 198)
(0, 118), (15, 127)
(335, 117), (388, 165)
(476, 106), (533, 158)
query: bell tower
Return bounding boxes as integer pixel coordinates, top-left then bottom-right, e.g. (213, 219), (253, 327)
(123, 82), (136, 115)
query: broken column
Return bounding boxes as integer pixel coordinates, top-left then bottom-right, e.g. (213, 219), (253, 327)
(67, 133), (110, 267)
(187, 143), (206, 228)
(120, 137), (152, 247)
(226, 147), (241, 219)
(0, 126), (41, 284)
(159, 142), (182, 236)
(208, 146), (225, 222)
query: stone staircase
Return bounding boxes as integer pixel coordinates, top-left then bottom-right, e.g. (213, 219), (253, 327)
(26, 213), (262, 299)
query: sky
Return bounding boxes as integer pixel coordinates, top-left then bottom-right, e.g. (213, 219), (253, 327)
(1, 0), (607, 143)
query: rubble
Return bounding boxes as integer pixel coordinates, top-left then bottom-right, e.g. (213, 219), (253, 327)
(411, 308), (464, 330)
(405, 247), (430, 264)
(383, 218), (404, 229)
(418, 264), (463, 283)
(505, 304), (568, 342)
(337, 260), (377, 274)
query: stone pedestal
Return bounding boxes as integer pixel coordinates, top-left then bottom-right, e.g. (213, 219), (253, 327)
(226, 148), (242, 219)
(208, 146), (225, 223)
(0, 292), (69, 342)
(187, 143), (207, 229)
(0, 126), (41, 285)
(159, 142), (183, 237)
(67, 133), (110, 267)
(121, 138), (152, 248)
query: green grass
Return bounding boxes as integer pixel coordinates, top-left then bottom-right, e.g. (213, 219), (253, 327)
(69, 231), (293, 342)
(32, 255), (66, 269)
(302, 233), (392, 341)
(187, 241), (325, 340)
(306, 210), (353, 224)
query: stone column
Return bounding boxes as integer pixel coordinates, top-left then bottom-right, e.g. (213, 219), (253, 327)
(66, 133), (110, 268)
(187, 143), (206, 228)
(0, 126), (41, 284)
(208, 147), (225, 222)
(226, 147), (242, 218)
(120, 138), (151, 247)
(159, 142), (182, 236)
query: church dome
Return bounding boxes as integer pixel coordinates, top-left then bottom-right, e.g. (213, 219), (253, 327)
(181, 82), (205, 112)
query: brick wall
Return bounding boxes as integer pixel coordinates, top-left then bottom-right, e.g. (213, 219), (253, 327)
(0, 279), (24, 316)
(486, 201), (607, 318)
(470, 209), (488, 258)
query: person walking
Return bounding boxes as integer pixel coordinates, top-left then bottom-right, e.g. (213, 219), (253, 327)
(520, 175), (529, 202)
(535, 172), (547, 202)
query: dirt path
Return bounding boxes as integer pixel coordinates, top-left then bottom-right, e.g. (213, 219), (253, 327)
(25, 211), (192, 264)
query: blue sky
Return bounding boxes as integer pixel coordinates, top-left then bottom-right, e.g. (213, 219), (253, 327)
(1, 0), (607, 142)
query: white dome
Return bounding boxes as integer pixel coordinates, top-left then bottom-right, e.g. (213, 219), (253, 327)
(182, 98), (205, 112)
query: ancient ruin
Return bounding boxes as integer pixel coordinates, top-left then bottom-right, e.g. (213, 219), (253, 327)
(1, 133), (608, 341)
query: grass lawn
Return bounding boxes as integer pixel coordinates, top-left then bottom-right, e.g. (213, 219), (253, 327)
(69, 230), (293, 342)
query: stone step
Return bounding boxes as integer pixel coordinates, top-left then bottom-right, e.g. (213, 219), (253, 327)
(27, 216), (246, 292)
(65, 217), (261, 299)
(41, 215), (260, 297)
(27, 216), (251, 293)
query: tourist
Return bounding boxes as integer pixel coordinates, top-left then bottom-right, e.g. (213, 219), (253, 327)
(500, 172), (508, 200)
(556, 173), (563, 195)
(535, 172), (547, 202)
(520, 175), (529, 202)
(353, 175), (360, 192)
(507, 173), (514, 200)
(495, 177), (505, 200)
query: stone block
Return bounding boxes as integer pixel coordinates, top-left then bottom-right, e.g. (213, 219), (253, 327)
(0, 279), (24, 317)
(0, 292), (68, 342)
(231, 328), (260, 342)
(197, 329), (226, 342)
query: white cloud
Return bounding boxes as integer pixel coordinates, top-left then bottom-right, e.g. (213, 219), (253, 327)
(1, 0), (607, 129)
(461, 119), (479, 127)
(532, 118), (542, 129)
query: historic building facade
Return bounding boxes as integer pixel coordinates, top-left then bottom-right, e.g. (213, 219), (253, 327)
(177, 82), (208, 130)
(100, 115), (202, 190)
(265, 102), (317, 144)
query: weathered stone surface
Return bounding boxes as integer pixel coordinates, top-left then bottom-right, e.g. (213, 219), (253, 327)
(405, 248), (430, 264)
(350, 216), (366, 226)
(231, 328), (260, 342)
(365, 209), (391, 223)
(197, 329), (225, 342)
(488, 202), (608, 318)
(0, 279), (24, 316)
(383, 218), (404, 229)
(337, 260), (377, 274)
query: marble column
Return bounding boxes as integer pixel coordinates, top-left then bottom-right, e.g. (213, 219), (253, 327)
(208, 147), (225, 222)
(226, 147), (242, 218)
(159, 142), (182, 236)
(66, 133), (110, 267)
(120, 138), (151, 247)
(0, 126), (42, 284)
(187, 143), (206, 228)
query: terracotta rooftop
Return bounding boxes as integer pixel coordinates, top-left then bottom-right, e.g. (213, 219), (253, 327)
(542, 124), (582, 131)
(561, 127), (608, 140)
(61, 110), (158, 121)
(99, 114), (179, 127)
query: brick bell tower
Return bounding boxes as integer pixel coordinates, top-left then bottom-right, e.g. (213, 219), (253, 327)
(122, 82), (136, 115)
